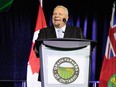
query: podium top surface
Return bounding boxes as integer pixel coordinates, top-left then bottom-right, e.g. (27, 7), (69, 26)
(36, 38), (97, 50)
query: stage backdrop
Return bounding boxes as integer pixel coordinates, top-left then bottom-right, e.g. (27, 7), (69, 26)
(0, 0), (114, 83)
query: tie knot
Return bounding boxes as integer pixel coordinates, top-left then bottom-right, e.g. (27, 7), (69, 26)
(58, 29), (62, 32)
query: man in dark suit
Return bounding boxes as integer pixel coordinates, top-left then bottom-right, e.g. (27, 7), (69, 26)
(34, 5), (85, 81)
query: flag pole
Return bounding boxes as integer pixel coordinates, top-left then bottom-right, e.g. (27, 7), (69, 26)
(110, 2), (115, 27)
(39, 0), (43, 7)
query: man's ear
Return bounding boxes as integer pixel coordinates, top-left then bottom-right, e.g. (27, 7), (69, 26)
(66, 16), (69, 22)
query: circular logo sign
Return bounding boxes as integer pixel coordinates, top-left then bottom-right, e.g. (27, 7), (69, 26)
(53, 57), (79, 84)
(107, 74), (116, 87)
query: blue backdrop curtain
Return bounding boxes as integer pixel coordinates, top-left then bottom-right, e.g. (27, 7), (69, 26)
(0, 0), (39, 80)
(0, 0), (114, 86)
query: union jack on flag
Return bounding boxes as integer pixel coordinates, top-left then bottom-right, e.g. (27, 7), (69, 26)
(99, 3), (116, 87)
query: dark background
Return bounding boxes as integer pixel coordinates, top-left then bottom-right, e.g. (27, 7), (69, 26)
(0, 0), (115, 85)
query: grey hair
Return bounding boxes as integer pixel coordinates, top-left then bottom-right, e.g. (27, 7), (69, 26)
(54, 5), (69, 16)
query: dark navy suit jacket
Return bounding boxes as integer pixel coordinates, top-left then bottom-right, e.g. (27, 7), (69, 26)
(34, 25), (85, 81)
(36, 25), (84, 39)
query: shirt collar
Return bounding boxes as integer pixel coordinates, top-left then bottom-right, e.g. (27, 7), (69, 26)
(55, 25), (66, 32)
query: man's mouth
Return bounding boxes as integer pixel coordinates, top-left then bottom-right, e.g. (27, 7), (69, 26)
(54, 17), (61, 21)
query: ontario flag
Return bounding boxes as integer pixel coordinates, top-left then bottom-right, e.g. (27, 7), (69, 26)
(99, 3), (116, 87)
(27, 2), (47, 87)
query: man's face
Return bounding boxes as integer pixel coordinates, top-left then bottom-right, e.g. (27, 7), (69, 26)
(52, 7), (68, 28)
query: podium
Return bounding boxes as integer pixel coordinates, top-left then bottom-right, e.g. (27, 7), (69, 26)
(37, 38), (96, 87)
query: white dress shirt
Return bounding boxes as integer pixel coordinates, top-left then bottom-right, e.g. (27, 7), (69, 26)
(55, 25), (66, 38)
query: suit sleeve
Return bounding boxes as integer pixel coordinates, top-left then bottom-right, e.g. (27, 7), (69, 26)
(33, 28), (46, 57)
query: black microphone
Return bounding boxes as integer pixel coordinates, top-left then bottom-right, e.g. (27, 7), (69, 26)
(62, 31), (65, 33)
(63, 18), (66, 24)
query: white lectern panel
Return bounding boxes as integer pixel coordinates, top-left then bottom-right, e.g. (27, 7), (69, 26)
(40, 45), (90, 87)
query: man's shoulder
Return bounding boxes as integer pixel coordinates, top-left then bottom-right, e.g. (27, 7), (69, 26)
(67, 25), (80, 29)
(40, 26), (53, 31)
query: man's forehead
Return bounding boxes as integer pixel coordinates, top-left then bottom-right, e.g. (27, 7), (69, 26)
(54, 7), (64, 11)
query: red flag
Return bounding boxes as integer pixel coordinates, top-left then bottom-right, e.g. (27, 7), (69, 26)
(99, 3), (116, 87)
(27, 3), (47, 87)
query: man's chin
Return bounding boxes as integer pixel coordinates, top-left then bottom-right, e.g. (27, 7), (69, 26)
(54, 25), (59, 28)
(54, 23), (60, 27)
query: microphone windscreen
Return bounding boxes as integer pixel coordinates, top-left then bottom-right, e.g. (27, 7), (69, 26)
(63, 18), (66, 23)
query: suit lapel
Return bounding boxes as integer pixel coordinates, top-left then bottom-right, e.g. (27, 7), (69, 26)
(64, 25), (71, 38)
(49, 26), (57, 38)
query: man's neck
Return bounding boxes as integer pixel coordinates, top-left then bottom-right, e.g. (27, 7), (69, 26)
(54, 24), (66, 29)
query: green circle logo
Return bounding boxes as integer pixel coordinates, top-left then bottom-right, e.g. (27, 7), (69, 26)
(107, 74), (116, 87)
(53, 57), (79, 84)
